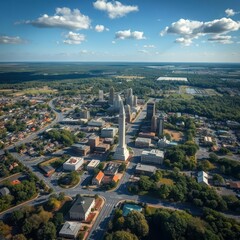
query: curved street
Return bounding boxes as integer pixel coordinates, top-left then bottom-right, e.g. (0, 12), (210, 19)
(0, 98), (239, 240)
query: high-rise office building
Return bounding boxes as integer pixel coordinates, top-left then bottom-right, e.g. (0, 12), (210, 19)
(109, 87), (114, 105)
(158, 115), (164, 137)
(151, 115), (157, 132)
(125, 104), (132, 123)
(146, 102), (155, 120)
(113, 94), (121, 110)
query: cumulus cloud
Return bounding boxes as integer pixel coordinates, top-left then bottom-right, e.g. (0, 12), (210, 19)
(0, 35), (25, 44)
(26, 7), (91, 30)
(115, 29), (145, 40)
(175, 38), (193, 46)
(208, 35), (233, 44)
(93, 0), (138, 19)
(63, 32), (86, 44)
(225, 8), (239, 17)
(160, 17), (240, 46)
(95, 24), (109, 32)
(143, 44), (155, 48)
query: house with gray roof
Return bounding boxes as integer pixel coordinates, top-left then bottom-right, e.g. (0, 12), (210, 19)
(69, 196), (95, 221)
(59, 221), (81, 239)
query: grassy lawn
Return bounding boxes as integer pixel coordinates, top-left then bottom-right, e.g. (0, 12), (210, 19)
(171, 93), (193, 100)
(164, 129), (183, 141)
(14, 88), (57, 96)
(159, 178), (174, 186)
(58, 172), (81, 188)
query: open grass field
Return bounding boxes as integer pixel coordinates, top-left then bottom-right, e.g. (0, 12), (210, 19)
(159, 178), (174, 186)
(14, 87), (57, 96)
(164, 129), (183, 141)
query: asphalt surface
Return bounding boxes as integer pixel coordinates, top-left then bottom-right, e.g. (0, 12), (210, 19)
(1, 98), (239, 240)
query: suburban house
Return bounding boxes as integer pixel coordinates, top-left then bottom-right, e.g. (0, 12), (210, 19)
(92, 171), (104, 186)
(59, 221), (81, 239)
(69, 196), (95, 221)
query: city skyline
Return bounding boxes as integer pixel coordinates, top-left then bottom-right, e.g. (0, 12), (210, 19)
(0, 0), (240, 62)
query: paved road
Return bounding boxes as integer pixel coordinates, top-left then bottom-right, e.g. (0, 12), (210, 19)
(0, 98), (64, 156)
(1, 98), (239, 239)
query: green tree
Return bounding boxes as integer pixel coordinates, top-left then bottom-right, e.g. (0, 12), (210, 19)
(12, 234), (27, 240)
(37, 222), (56, 240)
(22, 219), (32, 235)
(0, 221), (11, 238)
(125, 211), (149, 238)
(158, 184), (170, 199)
(139, 176), (153, 191)
(52, 212), (64, 229)
(212, 174), (225, 186)
(11, 209), (24, 225)
(110, 230), (138, 240)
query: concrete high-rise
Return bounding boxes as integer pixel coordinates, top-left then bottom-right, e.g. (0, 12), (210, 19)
(151, 115), (157, 132)
(113, 94), (121, 110)
(126, 88), (133, 107)
(125, 104), (132, 123)
(113, 99), (129, 161)
(133, 96), (138, 107)
(109, 87), (114, 105)
(146, 102), (155, 120)
(99, 90), (104, 101)
(158, 115), (164, 137)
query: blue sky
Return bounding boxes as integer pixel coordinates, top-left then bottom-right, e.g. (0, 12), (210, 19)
(0, 0), (240, 62)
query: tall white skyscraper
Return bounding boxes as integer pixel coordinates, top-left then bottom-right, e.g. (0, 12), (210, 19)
(113, 94), (121, 110)
(113, 98), (129, 161)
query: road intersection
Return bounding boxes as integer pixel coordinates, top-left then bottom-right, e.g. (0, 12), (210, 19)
(0, 98), (218, 239)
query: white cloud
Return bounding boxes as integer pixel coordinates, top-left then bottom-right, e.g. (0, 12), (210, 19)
(0, 35), (25, 44)
(225, 8), (238, 17)
(93, 0), (138, 19)
(112, 40), (116, 44)
(203, 18), (240, 34)
(138, 49), (149, 54)
(160, 17), (240, 46)
(160, 19), (203, 37)
(115, 29), (145, 40)
(95, 24), (108, 32)
(63, 32), (86, 44)
(143, 44), (155, 48)
(27, 7), (91, 30)
(175, 38), (193, 46)
(208, 35), (233, 44)
(80, 50), (94, 54)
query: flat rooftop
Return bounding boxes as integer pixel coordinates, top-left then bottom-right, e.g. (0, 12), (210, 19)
(87, 159), (100, 168)
(157, 77), (188, 82)
(136, 163), (157, 171)
(142, 149), (164, 157)
(136, 137), (151, 143)
(65, 157), (83, 165)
